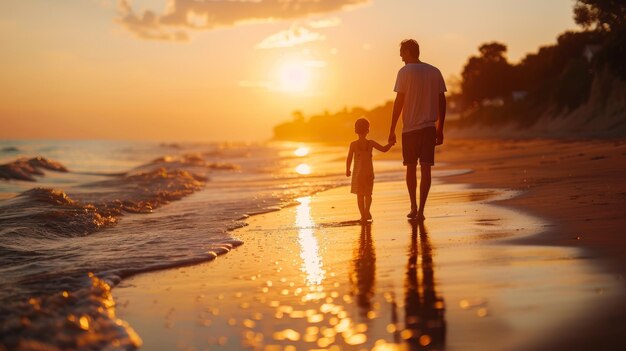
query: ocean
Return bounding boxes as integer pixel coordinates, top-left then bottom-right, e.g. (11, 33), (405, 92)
(0, 139), (405, 349)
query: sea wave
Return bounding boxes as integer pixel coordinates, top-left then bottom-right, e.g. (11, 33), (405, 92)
(0, 143), (354, 350)
(0, 151), (243, 350)
(0, 188), (119, 239)
(146, 153), (240, 171)
(82, 167), (208, 213)
(0, 165), (208, 240)
(1, 146), (20, 152)
(0, 157), (68, 181)
(0, 274), (142, 350)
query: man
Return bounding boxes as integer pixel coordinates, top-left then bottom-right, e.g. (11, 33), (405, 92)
(388, 39), (447, 221)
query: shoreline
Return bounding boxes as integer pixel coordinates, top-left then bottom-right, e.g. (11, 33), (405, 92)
(114, 163), (620, 349)
(435, 138), (626, 349)
(437, 139), (625, 257)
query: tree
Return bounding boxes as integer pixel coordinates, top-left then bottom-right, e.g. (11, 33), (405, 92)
(574, 0), (626, 78)
(460, 42), (516, 106)
(574, 0), (626, 32)
(291, 110), (305, 122)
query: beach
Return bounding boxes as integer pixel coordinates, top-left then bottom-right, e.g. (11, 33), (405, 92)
(112, 139), (626, 350)
(3, 0), (626, 349)
(437, 138), (626, 350)
(2, 138), (625, 350)
(437, 139), (626, 272)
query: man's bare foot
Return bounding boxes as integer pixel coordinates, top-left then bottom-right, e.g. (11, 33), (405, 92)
(366, 212), (372, 220)
(407, 208), (418, 219)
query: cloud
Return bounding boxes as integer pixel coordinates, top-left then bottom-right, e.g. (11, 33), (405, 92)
(307, 17), (341, 28)
(117, 1), (189, 41)
(257, 26), (325, 49)
(117, 0), (367, 41)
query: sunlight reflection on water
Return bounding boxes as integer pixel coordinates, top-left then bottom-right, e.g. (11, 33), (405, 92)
(295, 163), (312, 175)
(296, 196), (325, 287)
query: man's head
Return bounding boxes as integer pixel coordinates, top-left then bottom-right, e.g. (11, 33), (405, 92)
(400, 39), (420, 63)
(354, 118), (370, 135)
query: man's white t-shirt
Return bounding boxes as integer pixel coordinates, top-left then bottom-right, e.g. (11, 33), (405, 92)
(394, 62), (447, 133)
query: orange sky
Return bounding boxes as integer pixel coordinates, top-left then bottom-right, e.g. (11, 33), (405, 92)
(1, 0), (578, 142)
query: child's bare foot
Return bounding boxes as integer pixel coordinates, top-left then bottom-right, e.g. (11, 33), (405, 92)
(416, 211), (426, 221)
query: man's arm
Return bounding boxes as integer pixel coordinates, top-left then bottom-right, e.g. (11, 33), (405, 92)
(389, 92), (405, 144)
(436, 92), (446, 145)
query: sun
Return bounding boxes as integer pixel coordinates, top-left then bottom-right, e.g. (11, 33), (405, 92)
(294, 146), (310, 157)
(278, 62), (311, 93)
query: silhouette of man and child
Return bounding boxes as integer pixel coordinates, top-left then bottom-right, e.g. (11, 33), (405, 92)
(346, 39), (447, 222)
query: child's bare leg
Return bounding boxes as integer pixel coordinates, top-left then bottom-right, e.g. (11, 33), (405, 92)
(365, 195), (372, 220)
(357, 195), (366, 220)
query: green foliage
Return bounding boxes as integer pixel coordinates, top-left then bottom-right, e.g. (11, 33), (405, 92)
(574, 0), (626, 32)
(553, 59), (594, 110)
(457, 30), (601, 127)
(453, 1), (625, 127)
(521, 31), (598, 103)
(460, 42), (515, 106)
(573, 0), (626, 78)
(451, 97), (545, 130)
(596, 27), (626, 78)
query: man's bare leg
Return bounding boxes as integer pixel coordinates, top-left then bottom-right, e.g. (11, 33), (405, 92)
(417, 164), (432, 220)
(406, 164), (418, 217)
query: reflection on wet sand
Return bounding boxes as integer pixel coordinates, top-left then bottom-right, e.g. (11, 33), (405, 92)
(404, 220), (446, 350)
(348, 220), (446, 350)
(113, 182), (621, 351)
(296, 196), (325, 288)
(350, 224), (376, 315)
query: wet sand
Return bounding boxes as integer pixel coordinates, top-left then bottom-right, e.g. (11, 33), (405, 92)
(114, 177), (622, 350)
(436, 139), (626, 350)
(436, 139), (626, 268)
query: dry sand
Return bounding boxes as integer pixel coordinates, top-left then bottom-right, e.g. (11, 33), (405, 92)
(113, 138), (626, 351)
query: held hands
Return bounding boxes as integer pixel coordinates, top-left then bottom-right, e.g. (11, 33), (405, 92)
(385, 134), (396, 152)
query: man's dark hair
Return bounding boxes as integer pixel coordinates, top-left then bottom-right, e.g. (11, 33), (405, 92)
(400, 39), (420, 59)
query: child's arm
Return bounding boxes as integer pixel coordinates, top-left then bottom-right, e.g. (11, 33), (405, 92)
(371, 140), (394, 152)
(346, 142), (354, 177)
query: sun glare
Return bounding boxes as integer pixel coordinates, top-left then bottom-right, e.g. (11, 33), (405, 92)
(279, 62), (311, 93)
(295, 163), (312, 175)
(294, 146), (310, 157)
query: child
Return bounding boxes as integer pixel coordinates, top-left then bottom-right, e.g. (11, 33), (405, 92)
(346, 118), (394, 222)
